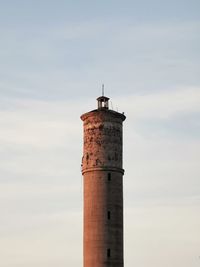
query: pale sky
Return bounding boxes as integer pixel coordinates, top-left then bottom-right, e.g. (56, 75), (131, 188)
(0, 1), (200, 266)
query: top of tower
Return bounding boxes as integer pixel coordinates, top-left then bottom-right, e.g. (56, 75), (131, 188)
(96, 84), (110, 110)
(96, 95), (110, 109)
(80, 85), (126, 122)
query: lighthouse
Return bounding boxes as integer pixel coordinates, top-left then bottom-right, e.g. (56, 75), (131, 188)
(81, 94), (126, 267)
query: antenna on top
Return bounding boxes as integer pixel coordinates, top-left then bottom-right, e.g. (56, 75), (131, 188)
(102, 84), (104, 96)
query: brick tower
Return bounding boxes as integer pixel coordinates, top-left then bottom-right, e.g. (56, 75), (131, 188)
(81, 94), (126, 267)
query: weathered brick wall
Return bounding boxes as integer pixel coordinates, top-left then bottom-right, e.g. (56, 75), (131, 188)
(81, 110), (125, 173)
(81, 108), (126, 267)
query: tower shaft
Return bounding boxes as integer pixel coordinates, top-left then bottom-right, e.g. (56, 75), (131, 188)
(81, 97), (126, 267)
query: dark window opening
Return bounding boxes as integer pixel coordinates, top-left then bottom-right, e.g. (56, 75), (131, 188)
(108, 173), (111, 181)
(107, 249), (111, 258)
(107, 211), (111, 220)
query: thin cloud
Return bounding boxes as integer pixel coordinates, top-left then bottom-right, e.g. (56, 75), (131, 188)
(115, 87), (200, 119)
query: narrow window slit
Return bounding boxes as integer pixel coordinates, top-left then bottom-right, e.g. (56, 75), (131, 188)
(107, 249), (111, 258)
(108, 173), (111, 181)
(107, 211), (111, 220)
